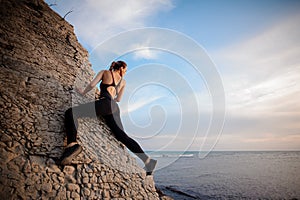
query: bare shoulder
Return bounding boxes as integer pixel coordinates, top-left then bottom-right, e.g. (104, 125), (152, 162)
(100, 70), (110, 77)
(102, 70), (110, 75)
(96, 70), (107, 75)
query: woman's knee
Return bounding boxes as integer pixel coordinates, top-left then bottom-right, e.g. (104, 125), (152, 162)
(116, 133), (133, 144)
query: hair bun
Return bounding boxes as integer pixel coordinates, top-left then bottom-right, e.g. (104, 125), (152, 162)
(109, 60), (127, 71)
(109, 61), (115, 71)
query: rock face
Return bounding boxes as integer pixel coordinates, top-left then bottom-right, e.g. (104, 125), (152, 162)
(0, 0), (160, 199)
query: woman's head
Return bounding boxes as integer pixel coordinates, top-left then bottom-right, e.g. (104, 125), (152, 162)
(109, 61), (127, 71)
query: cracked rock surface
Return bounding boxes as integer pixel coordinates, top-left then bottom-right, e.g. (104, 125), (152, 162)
(0, 0), (161, 199)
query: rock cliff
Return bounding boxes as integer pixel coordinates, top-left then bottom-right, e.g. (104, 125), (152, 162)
(0, 0), (163, 199)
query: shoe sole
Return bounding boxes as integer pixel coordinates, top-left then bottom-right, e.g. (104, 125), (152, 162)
(60, 145), (83, 165)
(145, 159), (157, 176)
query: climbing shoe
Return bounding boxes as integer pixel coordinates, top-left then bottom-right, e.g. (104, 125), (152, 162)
(59, 144), (82, 165)
(144, 159), (157, 176)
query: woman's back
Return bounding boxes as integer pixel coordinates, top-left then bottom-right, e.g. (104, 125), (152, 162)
(100, 70), (123, 99)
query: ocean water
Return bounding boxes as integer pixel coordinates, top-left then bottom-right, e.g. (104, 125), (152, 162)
(151, 151), (300, 200)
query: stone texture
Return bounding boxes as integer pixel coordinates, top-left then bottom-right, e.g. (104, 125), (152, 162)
(0, 0), (169, 199)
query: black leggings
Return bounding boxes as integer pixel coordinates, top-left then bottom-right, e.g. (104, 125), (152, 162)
(64, 97), (149, 163)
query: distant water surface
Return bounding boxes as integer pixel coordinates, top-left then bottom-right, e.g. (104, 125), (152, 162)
(151, 151), (300, 200)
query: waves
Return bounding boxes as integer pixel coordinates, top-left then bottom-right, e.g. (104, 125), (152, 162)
(147, 151), (196, 158)
(154, 151), (300, 200)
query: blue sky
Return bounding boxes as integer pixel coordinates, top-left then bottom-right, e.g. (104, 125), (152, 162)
(154, 0), (300, 49)
(46, 0), (300, 151)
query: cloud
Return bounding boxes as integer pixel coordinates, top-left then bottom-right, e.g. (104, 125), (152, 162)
(132, 47), (160, 60)
(52, 0), (174, 47)
(208, 13), (300, 150)
(214, 13), (300, 115)
(228, 71), (300, 113)
(121, 95), (163, 115)
(213, 132), (300, 151)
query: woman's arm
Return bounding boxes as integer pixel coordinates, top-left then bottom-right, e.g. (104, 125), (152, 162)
(115, 80), (126, 102)
(76, 70), (105, 96)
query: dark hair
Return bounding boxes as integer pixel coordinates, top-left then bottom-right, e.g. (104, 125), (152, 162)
(109, 61), (127, 71)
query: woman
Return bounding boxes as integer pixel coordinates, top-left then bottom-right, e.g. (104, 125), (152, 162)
(59, 61), (157, 175)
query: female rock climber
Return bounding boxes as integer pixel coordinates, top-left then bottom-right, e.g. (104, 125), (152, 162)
(59, 61), (157, 175)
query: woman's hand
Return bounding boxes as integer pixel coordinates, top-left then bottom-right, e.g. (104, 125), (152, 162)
(74, 70), (104, 97)
(75, 87), (85, 96)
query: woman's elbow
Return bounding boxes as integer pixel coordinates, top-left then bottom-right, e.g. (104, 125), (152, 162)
(115, 97), (122, 102)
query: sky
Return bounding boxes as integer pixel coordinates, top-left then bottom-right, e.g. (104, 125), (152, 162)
(46, 0), (300, 151)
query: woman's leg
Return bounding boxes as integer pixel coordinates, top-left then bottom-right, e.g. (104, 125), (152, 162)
(103, 114), (149, 163)
(65, 101), (98, 144)
(104, 113), (157, 175)
(110, 104), (124, 131)
(60, 101), (100, 165)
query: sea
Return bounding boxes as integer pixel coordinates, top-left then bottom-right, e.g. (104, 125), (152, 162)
(148, 151), (300, 200)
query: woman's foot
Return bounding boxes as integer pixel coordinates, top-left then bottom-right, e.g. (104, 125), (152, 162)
(144, 159), (157, 176)
(59, 143), (82, 165)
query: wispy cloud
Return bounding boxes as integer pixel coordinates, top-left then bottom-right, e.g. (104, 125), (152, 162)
(209, 13), (300, 150)
(121, 95), (163, 115)
(228, 71), (300, 113)
(52, 0), (174, 47)
(132, 47), (160, 60)
(214, 13), (300, 115)
(126, 38), (162, 60)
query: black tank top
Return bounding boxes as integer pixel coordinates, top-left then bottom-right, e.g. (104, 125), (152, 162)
(100, 71), (122, 99)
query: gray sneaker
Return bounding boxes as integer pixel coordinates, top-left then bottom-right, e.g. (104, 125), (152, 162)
(144, 159), (157, 176)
